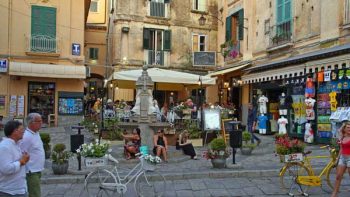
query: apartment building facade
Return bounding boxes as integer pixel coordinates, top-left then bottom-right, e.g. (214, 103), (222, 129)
(0, 0), (87, 125)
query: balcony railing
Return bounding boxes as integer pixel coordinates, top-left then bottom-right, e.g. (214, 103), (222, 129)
(148, 1), (169, 18)
(145, 50), (170, 66)
(27, 34), (59, 53)
(222, 41), (241, 62)
(268, 21), (292, 48)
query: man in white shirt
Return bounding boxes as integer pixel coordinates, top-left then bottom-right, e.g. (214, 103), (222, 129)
(0, 120), (30, 197)
(20, 113), (45, 197)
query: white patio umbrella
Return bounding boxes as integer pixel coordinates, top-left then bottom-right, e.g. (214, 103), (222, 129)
(108, 68), (216, 90)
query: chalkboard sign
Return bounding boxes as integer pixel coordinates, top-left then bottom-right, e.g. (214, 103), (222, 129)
(193, 51), (216, 66)
(204, 109), (221, 131)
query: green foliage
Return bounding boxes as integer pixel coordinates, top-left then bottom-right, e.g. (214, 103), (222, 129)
(184, 120), (201, 139)
(80, 117), (100, 133)
(107, 128), (123, 140)
(40, 133), (50, 145)
(242, 131), (251, 142)
(210, 138), (227, 151)
(51, 143), (72, 164)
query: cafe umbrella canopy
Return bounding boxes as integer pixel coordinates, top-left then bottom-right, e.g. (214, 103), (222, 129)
(107, 67), (216, 90)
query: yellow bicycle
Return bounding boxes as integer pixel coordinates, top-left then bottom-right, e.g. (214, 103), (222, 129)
(279, 145), (338, 196)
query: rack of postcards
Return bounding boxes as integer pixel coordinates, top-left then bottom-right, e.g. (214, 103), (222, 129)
(330, 107), (350, 138)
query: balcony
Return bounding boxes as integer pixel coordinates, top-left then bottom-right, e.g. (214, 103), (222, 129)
(147, 1), (170, 18)
(268, 21), (293, 51)
(144, 50), (170, 66)
(221, 41), (241, 63)
(26, 34), (60, 56)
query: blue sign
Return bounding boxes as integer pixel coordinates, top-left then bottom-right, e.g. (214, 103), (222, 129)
(0, 59), (8, 73)
(72, 43), (81, 56)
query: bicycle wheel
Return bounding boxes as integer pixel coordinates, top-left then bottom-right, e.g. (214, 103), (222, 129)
(280, 162), (311, 194)
(85, 169), (120, 197)
(135, 171), (166, 197)
(324, 164), (337, 193)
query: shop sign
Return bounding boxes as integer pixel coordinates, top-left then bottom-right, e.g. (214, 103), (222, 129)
(72, 43), (81, 56)
(0, 59), (8, 73)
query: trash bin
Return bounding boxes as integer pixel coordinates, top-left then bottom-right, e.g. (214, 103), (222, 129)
(70, 125), (85, 153)
(228, 121), (243, 148)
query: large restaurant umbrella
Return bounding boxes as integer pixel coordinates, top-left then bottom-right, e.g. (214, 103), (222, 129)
(108, 68), (216, 90)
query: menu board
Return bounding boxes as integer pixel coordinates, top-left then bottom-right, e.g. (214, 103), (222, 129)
(58, 98), (83, 115)
(0, 95), (5, 110)
(204, 109), (221, 131)
(9, 95), (17, 116)
(17, 95), (25, 117)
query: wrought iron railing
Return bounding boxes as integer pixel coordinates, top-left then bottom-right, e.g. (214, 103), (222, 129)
(269, 21), (292, 48)
(148, 1), (169, 18)
(27, 34), (59, 53)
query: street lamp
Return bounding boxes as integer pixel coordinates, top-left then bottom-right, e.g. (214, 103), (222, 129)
(198, 14), (224, 26)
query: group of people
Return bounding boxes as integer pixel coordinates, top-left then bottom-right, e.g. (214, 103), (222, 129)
(0, 113), (45, 197)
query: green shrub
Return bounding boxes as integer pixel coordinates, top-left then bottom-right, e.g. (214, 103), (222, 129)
(242, 131), (251, 142)
(51, 143), (72, 164)
(210, 138), (226, 151)
(40, 133), (51, 145)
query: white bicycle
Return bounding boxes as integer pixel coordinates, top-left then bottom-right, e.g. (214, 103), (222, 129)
(84, 153), (166, 197)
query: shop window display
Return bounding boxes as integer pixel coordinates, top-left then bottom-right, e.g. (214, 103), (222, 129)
(28, 82), (55, 123)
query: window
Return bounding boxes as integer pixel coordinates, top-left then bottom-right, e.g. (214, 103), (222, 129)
(192, 34), (207, 52)
(345, 0), (350, 24)
(143, 28), (171, 65)
(149, 0), (170, 17)
(193, 0), (206, 12)
(89, 48), (99, 60)
(31, 5), (57, 52)
(264, 19), (270, 35)
(276, 0), (291, 25)
(225, 9), (244, 42)
(90, 0), (99, 12)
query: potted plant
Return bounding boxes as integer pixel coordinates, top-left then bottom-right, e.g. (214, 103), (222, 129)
(240, 131), (257, 155)
(203, 138), (231, 168)
(275, 134), (305, 162)
(77, 139), (110, 167)
(51, 143), (72, 175)
(40, 133), (51, 159)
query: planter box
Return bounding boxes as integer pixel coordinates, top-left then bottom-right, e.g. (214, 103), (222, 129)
(283, 153), (303, 163)
(84, 157), (108, 167)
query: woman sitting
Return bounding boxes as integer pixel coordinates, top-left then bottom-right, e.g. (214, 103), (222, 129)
(153, 129), (168, 162)
(179, 130), (198, 159)
(123, 128), (141, 160)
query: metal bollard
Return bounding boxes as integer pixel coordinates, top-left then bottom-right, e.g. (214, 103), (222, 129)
(232, 148), (236, 164)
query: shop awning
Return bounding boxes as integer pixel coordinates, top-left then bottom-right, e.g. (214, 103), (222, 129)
(109, 68), (216, 89)
(242, 64), (305, 84)
(206, 63), (250, 77)
(9, 62), (86, 79)
(246, 43), (350, 72)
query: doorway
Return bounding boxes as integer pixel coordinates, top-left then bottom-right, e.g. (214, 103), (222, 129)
(28, 82), (55, 123)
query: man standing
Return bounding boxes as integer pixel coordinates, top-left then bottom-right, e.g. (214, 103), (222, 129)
(0, 120), (30, 196)
(247, 103), (261, 145)
(20, 113), (45, 197)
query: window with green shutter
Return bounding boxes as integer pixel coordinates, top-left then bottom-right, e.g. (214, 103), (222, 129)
(31, 5), (57, 53)
(89, 48), (99, 60)
(163, 30), (171, 51)
(225, 16), (232, 42)
(276, 0), (291, 24)
(238, 9), (244, 40)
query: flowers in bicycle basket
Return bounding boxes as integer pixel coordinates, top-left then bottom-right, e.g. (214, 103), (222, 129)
(144, 155), (162, 165)
(275, 134), (305, 155)
(76, 139), (110, 158)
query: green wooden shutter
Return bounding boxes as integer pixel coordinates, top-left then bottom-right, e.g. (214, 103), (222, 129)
(225, 16), (232, 42)
(163, 30), (171, 51)
(277, 0), (284, 24)
(284, 0), (291, 21)
(31, 6), (56, 37)
(238, 9), (244, 40)
(143, 28), (150, 49)
(164, 0), (170, 3)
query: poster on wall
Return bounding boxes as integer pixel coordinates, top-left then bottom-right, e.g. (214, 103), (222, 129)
(58, 98), (83, 115)
(9, 95), (17, 117)
(204, 109), (221, 131)
(0, 95), (5, 110)
(17, 95), (25, 117)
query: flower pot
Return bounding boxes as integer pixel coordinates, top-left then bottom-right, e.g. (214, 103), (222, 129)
(211, 157), (227, 169)
(84, 157), (108, 167)
(240, 147), (253, 155)
(52, 161), (68, 175)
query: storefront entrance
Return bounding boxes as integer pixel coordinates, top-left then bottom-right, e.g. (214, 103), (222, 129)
(28, 82), (55, 123)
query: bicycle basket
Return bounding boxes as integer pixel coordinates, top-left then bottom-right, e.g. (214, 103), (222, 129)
(284, 153), (303, 163)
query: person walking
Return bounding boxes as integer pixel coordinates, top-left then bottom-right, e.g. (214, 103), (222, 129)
(20, 113), (45, 197)
(0, 120), (30, 197)
(331, 121), (350, 197)
(247, 103), (261, 145)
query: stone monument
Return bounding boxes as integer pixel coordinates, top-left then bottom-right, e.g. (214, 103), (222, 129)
(131, 65), (157, 148)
